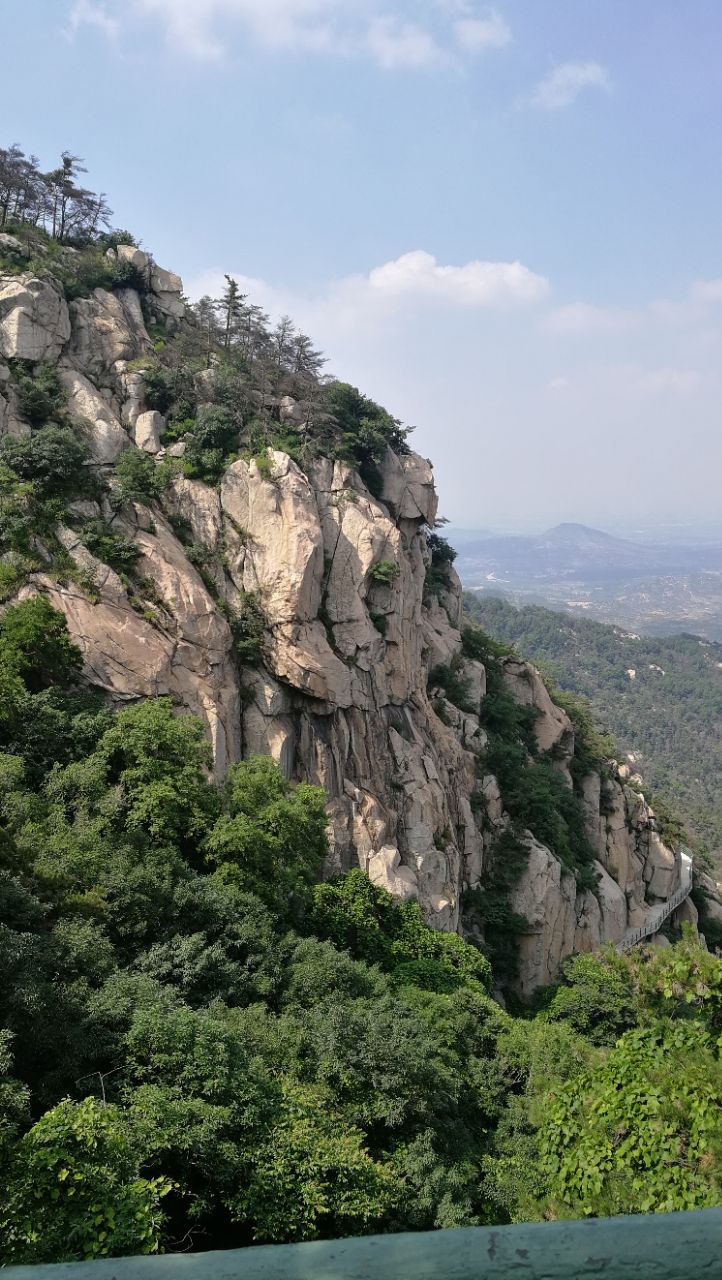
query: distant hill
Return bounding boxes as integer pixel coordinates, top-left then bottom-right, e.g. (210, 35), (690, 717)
(455, 521), (722, 582)
(455, 523), (722, 642)
(464, 592), (722, 856)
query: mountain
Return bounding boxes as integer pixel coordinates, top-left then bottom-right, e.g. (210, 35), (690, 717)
(455, 522), (722, 640)
(456, 520), (722, 579)
(0, 230), (696, 987)
(2, 159), (722, 1257)
(464, 592), (722, 864)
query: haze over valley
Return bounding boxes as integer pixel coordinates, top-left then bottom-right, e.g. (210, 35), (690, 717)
(455, 521), (722, 641)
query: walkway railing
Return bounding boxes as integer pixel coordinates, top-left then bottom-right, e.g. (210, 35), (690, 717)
(617, 848), (694, 953)
(3, 1210), (722, 1280)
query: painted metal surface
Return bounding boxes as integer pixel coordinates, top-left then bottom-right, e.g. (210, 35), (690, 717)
(4, 1209), (722, 1280)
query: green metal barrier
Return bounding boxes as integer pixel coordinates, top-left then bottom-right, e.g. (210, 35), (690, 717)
(3, 1210), (721, 1280)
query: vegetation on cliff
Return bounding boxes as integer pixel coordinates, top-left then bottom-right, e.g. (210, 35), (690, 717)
(2, 146), (721, 1261)
(464, 594), (722, 856)
(0, 600), (721, 1263)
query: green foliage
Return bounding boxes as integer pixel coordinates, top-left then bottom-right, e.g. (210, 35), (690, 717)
(540, 1022), (722, 1216)
(465, 593), (714, 854)
(206, 756), (327, 920)
(139, 361), (173, 414)
(310, 870), (492, 992)
(45, 248), (149, 301)
(236, 1082), (397, 1242)
(324, 382), (410, 495)
(78, 520), (140, 574)
(182, 405), (239, 483)
(253, 448), (275, 481)
(428, 658), (475, 714)
(8, 360), (68, 428)
(0, 1098), (171, 1264)
(0, 596), (82, 692)
(223, 591), (266, 665)
(0, 424), (90, 498)
(368, 559), (400, 587)
(112, 448), (168, 506)
(462, 831), (532, 981)
(542, 951), (637, 1045)
(425, 532), (457, 596)
(0, 418), (94, 592)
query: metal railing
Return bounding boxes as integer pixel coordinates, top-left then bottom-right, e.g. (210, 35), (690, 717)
(616, 848), (694, 953)
(3, 1209), (722, 1280)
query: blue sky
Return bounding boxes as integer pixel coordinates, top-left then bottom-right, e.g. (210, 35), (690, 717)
(5, 0), (722, 532)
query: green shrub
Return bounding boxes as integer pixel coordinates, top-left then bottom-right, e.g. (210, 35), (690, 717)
(111, 448), (167, 506)
(222, 591), (266, 665)
(324, 382), (410, 496)
(424, 532), (457, 596)
(369, 560), (400, 587)
(462, 830), (532, 981)
(141, 362), (173, 414)
(79, 521), (140, 574)
(539, 1022), (722, 1216)
(254, 448), (275, 482)
(0, 1098), (171, 1264)
(8, 361), (68, 429)
(428, 659), (474, 714)
(49, 249), (149, 301)
(0, 596), (82, 692)
(182, 406), (239, 483)
(0, 425), (89, 498)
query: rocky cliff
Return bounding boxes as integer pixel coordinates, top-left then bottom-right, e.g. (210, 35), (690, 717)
(0, 243), (694, 993)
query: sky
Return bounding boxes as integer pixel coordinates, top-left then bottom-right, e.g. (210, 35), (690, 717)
(4, 0), (722, 533)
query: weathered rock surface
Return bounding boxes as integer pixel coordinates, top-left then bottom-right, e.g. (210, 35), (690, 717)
(0, 276), (70, 361)
(5, 252), (694, 989)
(67, 287), (149, 384)
(58, 368), (128, 464)
(133, 409), (164, 453)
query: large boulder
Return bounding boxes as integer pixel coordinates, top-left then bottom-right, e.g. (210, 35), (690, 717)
(0, 276), (70, 361)
(510, 835), (578, 996)
(133, 409), (164, 453)
(502, 657), (574, 757)
(67, 287), (150, 383)
(150, 263), (185, 322)
(57, 368), (128, 464)
(379, 447), (438, 524)
(221, 451), (324, 624)
(30, 512), (241, 774)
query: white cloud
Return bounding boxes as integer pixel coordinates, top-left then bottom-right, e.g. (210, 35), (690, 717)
(187, 249), (550, 332)
(453, 11), (510, 52)
(530, 61), (611, 110)
(638, 368), (701, 395)
(65, 0), (513, 67)
(366, 17), (442, 69)
(368, 250), (549, 304)
(544, 301), (640, 335)
(546, 375), (570, 392)
(67, 0), (119, 39)
(132, 0), (343, 58)
(689, 278), (722, 304)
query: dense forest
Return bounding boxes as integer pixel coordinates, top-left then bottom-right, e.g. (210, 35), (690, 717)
(1, 145), (722, 1263)
(1, 598), (721, 1263)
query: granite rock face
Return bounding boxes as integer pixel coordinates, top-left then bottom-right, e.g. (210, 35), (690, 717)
(0, 255), (692, 991)
(0, 276), (70, 362)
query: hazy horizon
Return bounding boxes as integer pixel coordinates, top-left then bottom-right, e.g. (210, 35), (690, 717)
(6, 1), (722, 529)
